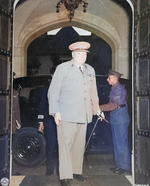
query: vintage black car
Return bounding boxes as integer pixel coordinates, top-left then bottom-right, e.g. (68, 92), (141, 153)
(12, 75), (52, 168)
(12, 75), (131, 167)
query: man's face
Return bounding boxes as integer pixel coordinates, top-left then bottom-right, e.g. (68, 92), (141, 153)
(107, 75), (117, 85)
(72, 51), (87, 66)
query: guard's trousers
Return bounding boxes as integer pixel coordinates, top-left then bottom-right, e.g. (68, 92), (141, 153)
(111, 122), (131, 170)
(57, 121), (87, 180)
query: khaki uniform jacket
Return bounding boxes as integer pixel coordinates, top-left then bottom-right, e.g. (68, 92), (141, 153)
(48, 60), (99, 124)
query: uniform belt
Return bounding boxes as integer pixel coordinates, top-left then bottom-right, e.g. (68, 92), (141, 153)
(118, 104), (126, 108)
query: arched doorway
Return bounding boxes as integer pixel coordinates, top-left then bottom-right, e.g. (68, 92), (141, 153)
(12, 25), (132, 186)
(13, 0), (131, 79)
(10, 0), (150, 185)
(11, 0), (134, 184)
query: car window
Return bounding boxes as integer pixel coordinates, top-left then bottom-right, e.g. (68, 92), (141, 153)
(19, 87), (31, 99)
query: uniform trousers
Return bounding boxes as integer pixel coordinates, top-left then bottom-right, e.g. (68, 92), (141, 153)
(57, 121), (87, 180)
(111, 122), (130, 170)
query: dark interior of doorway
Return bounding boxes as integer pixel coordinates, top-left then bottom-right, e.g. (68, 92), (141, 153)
(27, 27), (112, 76)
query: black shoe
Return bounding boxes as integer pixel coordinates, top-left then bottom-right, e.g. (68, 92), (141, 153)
(73, 174), (87, 182)
(60, 179), (70, 186)
(109, 167), (120, 171)
(113, 168), (131, 175)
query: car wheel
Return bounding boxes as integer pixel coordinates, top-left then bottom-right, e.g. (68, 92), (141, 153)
(12, 127), (46, 167)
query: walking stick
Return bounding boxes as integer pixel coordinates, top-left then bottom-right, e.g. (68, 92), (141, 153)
(85, 114), (109, 152)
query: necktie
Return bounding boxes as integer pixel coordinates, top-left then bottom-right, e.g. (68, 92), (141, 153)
(79, 67), (83, 74)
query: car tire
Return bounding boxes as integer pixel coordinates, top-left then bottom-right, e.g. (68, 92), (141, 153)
(12, 127), (46, 167)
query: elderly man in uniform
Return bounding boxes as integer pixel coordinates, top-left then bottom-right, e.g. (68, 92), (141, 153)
(100, 69), (131, 174)
(48, 41), (102, 186)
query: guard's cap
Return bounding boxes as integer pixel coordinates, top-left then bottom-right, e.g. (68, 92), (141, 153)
(108, 69), (123, 78)
(69, 41), (90, 52)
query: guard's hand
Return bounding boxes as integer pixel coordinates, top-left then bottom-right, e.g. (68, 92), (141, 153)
(54, 112), (61, 126)
(38, 122), (44, 133)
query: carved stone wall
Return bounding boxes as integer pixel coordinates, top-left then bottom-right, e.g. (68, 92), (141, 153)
(13, 0), (131, 79)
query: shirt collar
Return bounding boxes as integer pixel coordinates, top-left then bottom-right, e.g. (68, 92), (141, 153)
(76, 64), (83, 71)
(111, 82), (119, 90)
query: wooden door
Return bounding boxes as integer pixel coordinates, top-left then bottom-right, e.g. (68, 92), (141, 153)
(0, 0), (13, 183)
(133, 0), (150, 184)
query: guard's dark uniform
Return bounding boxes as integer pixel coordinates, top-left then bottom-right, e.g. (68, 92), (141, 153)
(37, 86), (58, 175)
(100, 82), (131, 171)
(109, 82), (130, 170)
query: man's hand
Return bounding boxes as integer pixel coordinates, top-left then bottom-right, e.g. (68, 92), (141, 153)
(54, 112), (61, 126)
(96, 110), (105, 121)
(38, 122), (44, 133)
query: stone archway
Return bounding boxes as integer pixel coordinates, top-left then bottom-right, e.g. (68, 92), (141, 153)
(13, 0), (130, 79)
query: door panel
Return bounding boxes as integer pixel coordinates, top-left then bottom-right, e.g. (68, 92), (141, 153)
(139, 20), (149, 50)
(0, 96), (9, 130)
(138, 59), (149, 90)
(0, 0), (10, 11)
(137, 136), (150, 171)
(0, 56), (9, 90)
(0, 135), (9, 178)
(0, 15), (9, 49)
(139, 97), (149, 130)
(140, 0), (148, 10)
